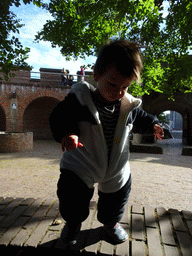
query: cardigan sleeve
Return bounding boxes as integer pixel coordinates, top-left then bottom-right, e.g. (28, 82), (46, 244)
(49, 93), (80, 143)
(130, 108), (160, 134)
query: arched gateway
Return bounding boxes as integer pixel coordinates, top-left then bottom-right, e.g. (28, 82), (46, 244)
(142, 92), (192, 145)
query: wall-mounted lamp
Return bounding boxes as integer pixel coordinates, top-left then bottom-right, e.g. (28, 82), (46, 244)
(12, 103), (17, 110)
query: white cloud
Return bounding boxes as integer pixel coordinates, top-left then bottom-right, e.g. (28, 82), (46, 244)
(10, 2), (96, 77)
(28, 46), (95, 75)
(18, 11), (53, 41)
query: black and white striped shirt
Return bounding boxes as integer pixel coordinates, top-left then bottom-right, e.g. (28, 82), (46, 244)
(91, 91), (121, 161)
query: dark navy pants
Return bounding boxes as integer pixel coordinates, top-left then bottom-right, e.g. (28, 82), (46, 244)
(57, 169), (131, 226)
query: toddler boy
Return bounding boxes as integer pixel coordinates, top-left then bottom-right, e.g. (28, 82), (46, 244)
(49, 39), (164, 246)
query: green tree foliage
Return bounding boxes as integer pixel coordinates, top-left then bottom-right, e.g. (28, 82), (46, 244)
(158, 112), (169, 124)
(0, 0), (43, 80)
(35, 0), (192, 97)
(1, 0), (191, 97)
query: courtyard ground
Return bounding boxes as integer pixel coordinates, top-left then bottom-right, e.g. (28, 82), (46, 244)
(0, 139), (191, 211)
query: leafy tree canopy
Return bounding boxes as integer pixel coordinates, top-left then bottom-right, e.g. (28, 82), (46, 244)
(0, 0), (44, 80)
(1, 0), (192, 98)
(35, 0), (192, 97)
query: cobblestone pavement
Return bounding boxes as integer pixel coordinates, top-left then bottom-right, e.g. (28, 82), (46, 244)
(0, 139), (191, 211)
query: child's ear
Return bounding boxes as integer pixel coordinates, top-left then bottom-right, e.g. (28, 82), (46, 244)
(93, 72), (98, 82)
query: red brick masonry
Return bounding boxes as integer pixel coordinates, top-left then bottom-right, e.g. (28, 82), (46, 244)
(0, 132), (33, 153)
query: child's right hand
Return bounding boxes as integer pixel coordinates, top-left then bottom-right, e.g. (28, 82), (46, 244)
(61, 135), (83, 152)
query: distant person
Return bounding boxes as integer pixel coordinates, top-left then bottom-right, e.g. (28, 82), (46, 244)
(80, 66), (85, 81)
(61, 75), (66, 86)
(62, 68), (69, 86)
(68, 75), (74, 86)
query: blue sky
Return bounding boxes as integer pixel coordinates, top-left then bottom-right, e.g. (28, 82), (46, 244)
(10, 1), (96, 77)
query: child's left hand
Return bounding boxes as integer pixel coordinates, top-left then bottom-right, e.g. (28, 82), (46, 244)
(153, 124), (164, 141)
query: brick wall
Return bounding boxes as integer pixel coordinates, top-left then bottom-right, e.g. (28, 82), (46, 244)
(0, 105), (6, 131)
(0, 132), (33, 152)
(0, 67), (96, 88)
(77, 71), (96, 86)
(0, 68), (31, 84)
(23, 96), (60, 139)
(40, 68), (63, 87)
(0, 84), (70, 139)
(1, 83), (192, 144)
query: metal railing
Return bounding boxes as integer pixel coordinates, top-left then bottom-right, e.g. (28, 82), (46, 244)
(30, 71), (85, 81)
(0, 70), (93, 87)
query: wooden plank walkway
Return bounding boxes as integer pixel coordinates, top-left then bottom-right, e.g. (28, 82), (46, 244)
(0, 197), (192, 255)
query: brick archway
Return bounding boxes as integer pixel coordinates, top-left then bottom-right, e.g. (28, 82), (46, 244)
(143, 95), (186, 117)
(23, 97), (60, 139)
(143, 92), (192, 145)
(0, 104), (6, 131)
(0, 84), (70, 136)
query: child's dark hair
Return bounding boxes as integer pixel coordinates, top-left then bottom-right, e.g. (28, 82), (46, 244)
(94, 39), (143, 83)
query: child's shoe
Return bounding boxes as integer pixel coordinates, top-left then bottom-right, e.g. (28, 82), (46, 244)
(60, 223), (81, 245)
(103, 223), (128, 244)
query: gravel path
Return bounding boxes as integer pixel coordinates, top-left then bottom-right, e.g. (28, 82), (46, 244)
(0, 139), (191, 211)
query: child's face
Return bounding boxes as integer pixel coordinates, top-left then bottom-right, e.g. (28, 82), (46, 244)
(96, 67), (135, 102)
